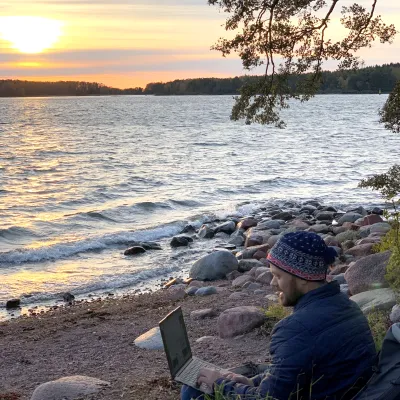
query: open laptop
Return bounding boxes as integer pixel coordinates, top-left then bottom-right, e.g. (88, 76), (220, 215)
(159, 306), (224, 394)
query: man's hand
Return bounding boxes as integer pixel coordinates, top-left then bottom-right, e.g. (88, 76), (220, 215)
(223, 373), (253, 386)
(197, 368), (254, 388)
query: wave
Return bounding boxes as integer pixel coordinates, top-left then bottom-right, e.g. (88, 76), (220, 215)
(0, 222), (185, 265)
(169, 199), (202, 207)
(193, 142), (227, 147)
(0, 226), (38, 240)
(18, 264), (182, 305)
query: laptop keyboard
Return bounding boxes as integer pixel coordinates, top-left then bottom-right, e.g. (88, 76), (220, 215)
(179, 358), (223, 387)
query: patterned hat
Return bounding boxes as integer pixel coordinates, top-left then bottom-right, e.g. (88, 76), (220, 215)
(267, 232), (337, 281)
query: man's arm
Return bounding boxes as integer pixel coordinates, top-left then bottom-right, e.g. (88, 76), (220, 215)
(214, 317), (314, 399)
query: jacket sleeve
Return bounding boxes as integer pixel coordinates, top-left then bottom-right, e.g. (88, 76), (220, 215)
(214, 316), (314, 400)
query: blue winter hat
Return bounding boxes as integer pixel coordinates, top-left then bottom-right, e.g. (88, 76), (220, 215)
(267, 231), (337, 281)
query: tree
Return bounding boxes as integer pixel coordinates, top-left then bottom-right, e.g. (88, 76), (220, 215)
(208, 0), (397, 126)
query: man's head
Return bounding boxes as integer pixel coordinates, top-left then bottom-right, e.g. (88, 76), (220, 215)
(267, 232), (337, 307)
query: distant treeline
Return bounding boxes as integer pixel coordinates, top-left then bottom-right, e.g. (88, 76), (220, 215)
(0, 80), (143, 97)
(1, 63), (399, 98)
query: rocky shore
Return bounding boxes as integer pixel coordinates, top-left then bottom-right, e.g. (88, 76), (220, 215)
(1, 200), (399, 400)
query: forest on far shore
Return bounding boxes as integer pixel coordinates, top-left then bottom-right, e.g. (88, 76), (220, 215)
(1, 63), (399, 97)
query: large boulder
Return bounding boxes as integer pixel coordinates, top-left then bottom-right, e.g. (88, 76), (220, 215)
(134, 327), (163, 350)
(217, 306), (266, 338)
(198, 225), (215, 239)
(308, 224), (331, 234)
(257, 220), (282, 230)
(370, 222), (391, 235)
(245, 233), (264, 248)
(344, 251), (391, 295)
(335, 230), (361, 244)
(315, 211), (335, 221)
(344, 243), (374, 257)
(30, 376), (110, 400)
(237, 244), (270, 260)
(256, 270), (273, 285)
(360, 214), (383, 226)
(338, 212), (363, 225)
(350, 288), (396, 314)
(190, 251), (238, 281)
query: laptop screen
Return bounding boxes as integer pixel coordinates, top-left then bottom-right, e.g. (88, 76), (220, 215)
(159, 307), (192, 378)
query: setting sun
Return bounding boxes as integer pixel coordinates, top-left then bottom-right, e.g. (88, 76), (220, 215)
(0, 16), (62, 54)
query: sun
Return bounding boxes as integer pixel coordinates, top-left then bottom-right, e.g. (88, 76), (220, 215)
(0, 16), (63, 54)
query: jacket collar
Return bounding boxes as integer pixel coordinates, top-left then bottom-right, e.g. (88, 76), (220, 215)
(294, 281), (340, 312)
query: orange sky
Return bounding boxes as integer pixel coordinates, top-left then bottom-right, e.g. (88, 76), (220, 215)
(0, 0), (399, 88)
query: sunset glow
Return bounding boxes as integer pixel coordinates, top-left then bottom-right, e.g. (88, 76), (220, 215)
(0, 16), (62, 54)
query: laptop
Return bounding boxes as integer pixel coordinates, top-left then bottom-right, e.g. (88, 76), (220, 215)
(159, 306), (224, 394)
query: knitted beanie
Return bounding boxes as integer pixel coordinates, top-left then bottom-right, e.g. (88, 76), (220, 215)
(267, 231), (337, 281)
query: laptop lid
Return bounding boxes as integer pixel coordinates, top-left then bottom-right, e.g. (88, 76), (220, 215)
(159, 306), (193, 378)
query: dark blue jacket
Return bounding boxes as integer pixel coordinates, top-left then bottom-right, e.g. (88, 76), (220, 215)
(215, 282), (376, 399)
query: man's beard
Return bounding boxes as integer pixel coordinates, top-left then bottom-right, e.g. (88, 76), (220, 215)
(278, 287), (302, 307)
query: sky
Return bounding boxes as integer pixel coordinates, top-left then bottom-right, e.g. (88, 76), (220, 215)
(0, 0), (399, 88)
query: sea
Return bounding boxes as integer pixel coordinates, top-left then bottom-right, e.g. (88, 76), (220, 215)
(1, 94), (400, 320)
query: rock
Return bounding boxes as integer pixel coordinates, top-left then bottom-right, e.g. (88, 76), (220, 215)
(195, 286), (218, 296)
(348, 206), (368, 216)
(214, 232), (230, 239)
(229, 292), (250, 300)
(303, 200), (321, 208)
(180, 224), (196, 234)
(185, 287), (199, 296)
(257, 220), (282, 230)
(254, 289), (267, 295)
(300, 204), (317, 213)
(342, 240), (355, 251)
(256, 271), (273, 285)
(168, 287), (186, 301)
(30, 376), (110, 400)
(226, 270), (242, 281)
(245, 233), (264, 248)
(237, 244), (270, 260)
(322, 236), (338, 247)
(360, 214), (383, 226)
(198, 225), (215, 239)
(190, 251), (238, 281)
(218, 306), (266, 338)
(308, 224), (331, 234)
(246, 282), (262, 290)
(190, 309), (217, 320)
(267, 235), (281, 248)
(329, 264), (348, 275)
(390, 305), (400, 323)
(6, 299), (21, 309)
(288, 219), (310, 230)
(253, 250), (268, 260)
(335, 230), (361, 244)
(254, 266), (270, 278)
(332, 226), (347, 235)
(315, 211), (335, 221)
(171, 235), (193, 248)
(196, 336), (219, 343)
(342, 222), (360, 231)
(134, 327), (163, 350)
(238, 259), (264, 273)
(332, 273), (346, 285)
(215, 221), (236, 235)
(338, 213), (363, 225)
(139, 241), (163, 250)
(344, 251), (391, 295)
(350, 288), (396, 314)
(232, 275), (254, 288)
(271, 212), (293, 221)
(228, 235), (245, 247)
(214, 244), (237, 251)
(266, 294), (279, 302)
(344, 243), (374, 257)
(370, 222), (391, 235)
(371, 207), (384, 215)
(356, 237), (381, 245)
(124, 246), (146, 255)
(62, 293), (75, 303)
(237, 218), (258, 230)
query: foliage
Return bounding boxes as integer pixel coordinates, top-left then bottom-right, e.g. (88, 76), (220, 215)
(367, 310), (391, 351)
(262, 303), (291, 336)
(359, 165), (400, 292)
(380, 80), (400, 133)
(208, 0), (397, 126)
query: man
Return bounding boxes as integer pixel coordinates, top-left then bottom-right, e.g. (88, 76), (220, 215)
(181, 231), (376, 400)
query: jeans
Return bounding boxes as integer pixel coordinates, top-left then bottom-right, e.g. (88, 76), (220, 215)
(180, 385), (212, 400)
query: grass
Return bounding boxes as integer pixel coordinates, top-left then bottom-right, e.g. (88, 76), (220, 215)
(261, 303), (292, 337)
(367, 309), (391, 351)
